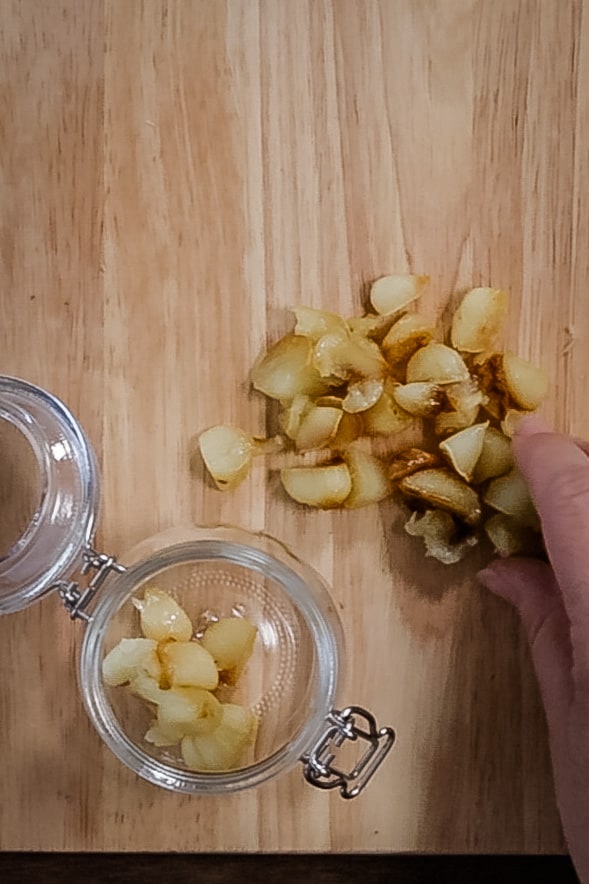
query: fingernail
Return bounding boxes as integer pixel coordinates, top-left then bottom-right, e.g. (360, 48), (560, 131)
(514, 413), (553, 437)
(477, 567), (498, 590)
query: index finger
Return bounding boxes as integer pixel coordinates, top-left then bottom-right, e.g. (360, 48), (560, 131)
(514, 429), (589, 625)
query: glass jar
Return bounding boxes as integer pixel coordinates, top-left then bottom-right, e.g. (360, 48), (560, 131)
(0, 375), (395, 797)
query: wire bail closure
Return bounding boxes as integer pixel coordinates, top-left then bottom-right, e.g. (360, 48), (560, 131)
(302, 705), (395, 799)
(53, 546), (126, 622)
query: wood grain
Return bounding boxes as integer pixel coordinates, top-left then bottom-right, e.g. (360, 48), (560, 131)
(1, 0), (588, 853)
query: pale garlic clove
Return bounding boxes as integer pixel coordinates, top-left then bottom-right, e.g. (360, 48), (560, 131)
(330, 411), (364, 450)
(501, 352), (549, 411)
(483, 469), (540, 529)
(278, 393), (312, 440)
(145, 723), (180, 747)
(392, 381), (445, 417)
(295, 405), (342, 452)
(406, 343), (470, 385)
(450, 287), (509, 353)
(362, 382), (413, 435)
(369, 274), (429, 315)
(313, 329), (387, 380)
(252, 334), (329, 400)
(158, 640), (219, 690)
(346, 312), (399, 341)
(472, 427), (514, 484)
(199, 425), (254, 491)
(293, 306), (348, 341)
(130, 673), (166, 705)
(133, 587), (193, 643)
(343, 445), (391, 509)
(484, 513), (539, 558)
(157, 687), (223, 740)
(500, 409), (526, 437)
(342, 378), (384, 414)
(181, 704), (258, 772)
(280, 463), (352, 509)
(439, 422), (488, 482)
(201, 617), (257, 686)
(102, 638), (161, 687)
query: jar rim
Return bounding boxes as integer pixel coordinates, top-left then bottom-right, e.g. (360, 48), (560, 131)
(80, 533), (343, 794)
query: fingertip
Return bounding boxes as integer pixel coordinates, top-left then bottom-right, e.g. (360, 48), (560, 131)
(477, 557), (558, 606)
(514, 413), (553, 437)
(512, 429), (563, 481)
(477, 560), (521, 602)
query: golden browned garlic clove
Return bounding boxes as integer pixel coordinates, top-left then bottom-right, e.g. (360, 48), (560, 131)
(387, 448), (441, 482)
(434, 405), (481, 436)
(399, 468), (482, 526)
(380, 313), (436, 367)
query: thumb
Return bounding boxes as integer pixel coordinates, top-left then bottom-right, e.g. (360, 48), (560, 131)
(478, 558), (573, 719)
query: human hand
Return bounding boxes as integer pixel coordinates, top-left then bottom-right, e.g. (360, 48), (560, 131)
(478, 416), (589, 883)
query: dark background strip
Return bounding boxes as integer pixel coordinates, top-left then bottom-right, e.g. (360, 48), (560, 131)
(0, 853), (580, 884)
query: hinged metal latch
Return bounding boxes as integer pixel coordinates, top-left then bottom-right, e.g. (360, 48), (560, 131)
(53, 546), (126, 622)
(301, 706), (395, 799)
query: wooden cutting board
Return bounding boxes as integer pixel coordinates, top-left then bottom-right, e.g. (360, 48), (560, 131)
(1, 0), (587, 853)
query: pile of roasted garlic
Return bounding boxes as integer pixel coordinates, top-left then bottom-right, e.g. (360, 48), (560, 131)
(199, 278), (548, 564)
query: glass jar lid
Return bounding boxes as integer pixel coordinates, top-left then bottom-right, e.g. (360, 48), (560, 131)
(0, 376), (99, 613)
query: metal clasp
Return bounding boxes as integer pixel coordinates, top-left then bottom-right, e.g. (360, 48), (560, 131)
(53, 546), (126, 622)
(301, 706), (395, 799)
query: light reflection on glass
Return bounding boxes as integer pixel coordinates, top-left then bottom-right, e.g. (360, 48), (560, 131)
(51, 440), (71, 462)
